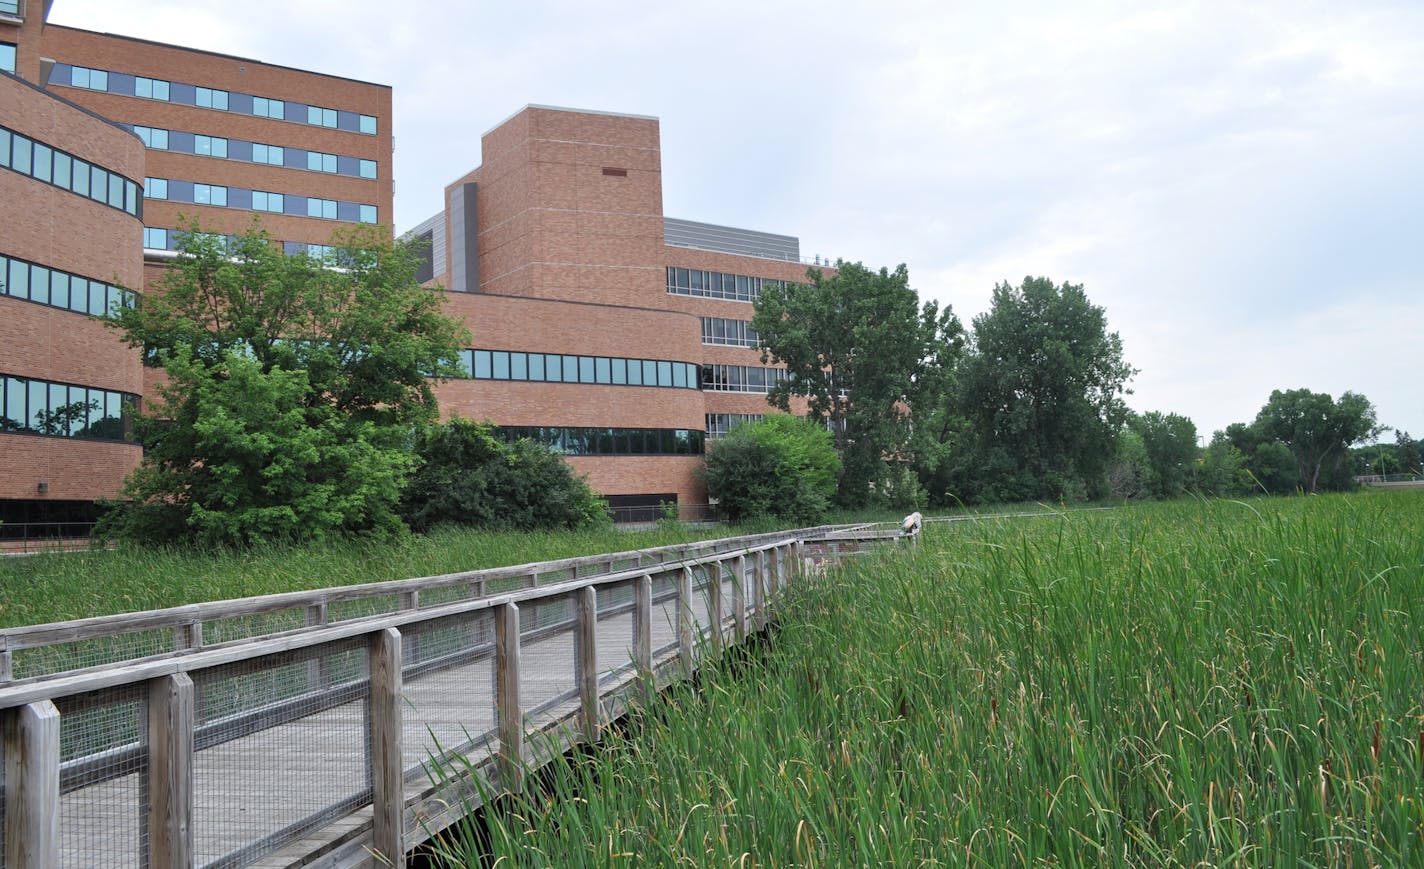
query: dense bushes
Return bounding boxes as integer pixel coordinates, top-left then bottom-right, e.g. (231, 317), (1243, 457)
(400, 419), (609, 532)
(701, 415), (840, 523)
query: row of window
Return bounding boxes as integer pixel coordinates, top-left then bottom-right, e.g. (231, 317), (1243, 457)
(56, 64), (379, 135)
(667, 267), (785, 303)
(0, 125), (140, 217)
(497, 426), (706, 457)
(459, 350), (702, 390)
(1, 375), (136, 441)
(143, 177), (377, 223)
(705, 413), (765, 439)
(701, 317), (761, 348)
(701, 364), (790, 393)
(130, 125), (377, 179)
(1, 253), (136, 316)
(1, 42), (14, 75)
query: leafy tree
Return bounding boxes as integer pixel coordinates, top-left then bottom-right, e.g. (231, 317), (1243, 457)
(701, 414), (841, 523)
(1394, 430), (1422, 476)
(1130, 411), (1198, 499)
(951, 277), (1137, 503)
(1251, 389), (1379, 493)
(1194, 434), (1252, 497)
(100, 221), (468, 547)
(1106, 428), (1151, 500)
(400, 419), (609, 532)
(751, 262), (962, 506)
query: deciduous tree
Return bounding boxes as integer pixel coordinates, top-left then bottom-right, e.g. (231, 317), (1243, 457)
(1251, 389), (1379, 493)
(100, 221), (468, 546)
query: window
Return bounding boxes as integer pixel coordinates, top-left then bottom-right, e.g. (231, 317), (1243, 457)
(359, 115), (378, 135)
(252, 191), (283, 213)
(143, 227), (168, 249)
(307, 105), (338, 128)
(195, 87), (229, 110)
(0, 374), (135, 441)
(192, 184), (227, 206)
(144, 177), (168, 199)
(0, 43), (14, 76)
(135, 77), (171, 101)
(253, 97), (285, 120)
(133, 126), (170, 149)
(358, 204), (377, 224)
(1, 125), (138, 216)
(307, 151), (337, 173)
(359, 159), (377, 179)
(252, 143), (284, 166)
(69, 66), (109, 91)
(194, 135), (228, 158)
(307, 198), (337, 220)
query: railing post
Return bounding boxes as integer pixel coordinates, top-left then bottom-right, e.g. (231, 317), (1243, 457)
(0, 637), (11, 683)
(634, 574), (652, 678)
(305, 601), (330, 691)
(3, 700), (60, 868)
(678, 566), (694, 673)
(576, 587), (600, 742)
(753, 550), (768, 632)
(369, 628), (404, 867)
(495, 602), (525, 790)
(148, 673), (194, 869)
(174, 620), (203, 653)
(707, 561), (723, 653)
(733, 555), (747, 643)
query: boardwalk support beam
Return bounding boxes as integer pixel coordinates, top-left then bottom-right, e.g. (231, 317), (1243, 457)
(576, 587), (600, 742)
(3, 700), (60, 869)
(148, 673), (194, 869)
(496, 602), (524, 791)
(370, 628), (404, 867)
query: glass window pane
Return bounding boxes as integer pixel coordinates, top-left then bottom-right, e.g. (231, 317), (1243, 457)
(578, 356), (594, 383)
(360, 115), (377, 134)
(473, 350), (492, 379)
(643, 360), (657, 385)
(32, 143), (52, 183)
(492, 351), (509, 380)
(8, 258), (28, 299)
(11, 134), (31, 173)
(4, 376), (26, 431)
(510, 352), (527, 380)
(0, 128), (9, 168)
(50, 270), (69, 309)
(627, 360), (642, 386)
(594, 357), (610, 384)
(89, 281), (107, 315)
(528, 353), (545, 381)
(72, 159), (88, 195)
(563, 355), (579, 382)
(544, 354), (562, 383)
(657, 361), (672, 387)
(672, 362), (686, 389)
(359, 159), (377, 179)
(90, 165), (105, 200)
(611, 358), (626, 385)
(29, 264), (48, 304)
(359, 204), (377, 224)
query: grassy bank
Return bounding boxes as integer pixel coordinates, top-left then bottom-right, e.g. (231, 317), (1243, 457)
(443, 490), (1424, 866)
(0, 522), (764, 628)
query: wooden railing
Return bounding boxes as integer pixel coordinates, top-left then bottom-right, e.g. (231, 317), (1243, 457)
(0, 522), (911, 869)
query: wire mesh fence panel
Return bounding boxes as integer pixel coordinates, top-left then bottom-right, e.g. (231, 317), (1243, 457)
(596, 579), (638, 682)
(201, 607), (306, 647)
(650, 572), (679, 657)
(401, 610), (497, 782)
(522, 593), (577, 721)
(417, 582), (479, 609)
(327, 592), (402, 624)
(191, 638), (370, 869)
(11, 627), (177, 681)
(56, 684), (147, 868)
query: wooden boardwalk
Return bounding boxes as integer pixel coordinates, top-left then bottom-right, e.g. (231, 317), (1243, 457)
(0, 528), (903, 869)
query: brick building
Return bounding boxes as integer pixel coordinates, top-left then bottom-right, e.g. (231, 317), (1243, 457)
(411, 106), (821, 519)
(1, 3), (392, 534)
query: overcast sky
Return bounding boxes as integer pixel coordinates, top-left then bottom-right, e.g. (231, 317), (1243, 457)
(54, 1), (1423, 440)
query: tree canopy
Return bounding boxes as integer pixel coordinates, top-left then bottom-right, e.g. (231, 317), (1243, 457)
(1249, 389), (1380, 493)
(100, 221), (469, 546)
(700, 414), (841, 523)
(751, 262), (962, 505)
(949, 277), (1136, 502)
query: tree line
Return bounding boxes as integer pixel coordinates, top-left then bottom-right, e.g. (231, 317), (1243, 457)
(706, 262), (1391, 522)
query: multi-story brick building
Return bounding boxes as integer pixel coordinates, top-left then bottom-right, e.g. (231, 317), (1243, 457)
(409, 105), (822, 519)
(0, 3), (392, 535)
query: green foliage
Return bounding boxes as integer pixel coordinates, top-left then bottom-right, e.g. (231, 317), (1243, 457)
(1251, 388), (1379, 493)
(399, 419), (608, 533)
(1130, 410), (1198, 499)
(1193, 434), (1252, 497)
(950, 277), (1137, 503)
(99, 220), (469, 547)
(751, 262), (962, 505)
(1107, 427), (1151, 499)
(701, 414), (841, 523)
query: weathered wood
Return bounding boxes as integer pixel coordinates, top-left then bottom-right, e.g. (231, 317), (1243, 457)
(369, 628), (404, 867)
(148, 672), (194, 869)
(678, 567), (695, 673)
(634, 574), (653, 676)
(576, 586), (600, 742)
(174, 620), (203, 653)
(4, 699), (60, 868)
(707, 562), (723, 653)
(753, 550), (767, 631)
(495, 602), (524, 790)
(733, 555), (747, 642)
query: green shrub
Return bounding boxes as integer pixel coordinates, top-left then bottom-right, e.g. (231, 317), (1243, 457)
(701, 414), (840, 523)
(400, 419), (609, 532)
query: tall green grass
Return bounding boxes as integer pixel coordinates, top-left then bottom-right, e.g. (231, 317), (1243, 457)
(444, 491), (1424, 866)
(0, 523), (756, 627)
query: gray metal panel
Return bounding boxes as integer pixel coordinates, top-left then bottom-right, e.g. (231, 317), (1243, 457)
(664, 217), (800, 262)
(448, 183), (478, 293)
(401, 211), (446, 285)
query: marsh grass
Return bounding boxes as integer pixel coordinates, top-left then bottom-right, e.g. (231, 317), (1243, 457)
(452, 491), (1424, 866)
(0, 524), (757, 628)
